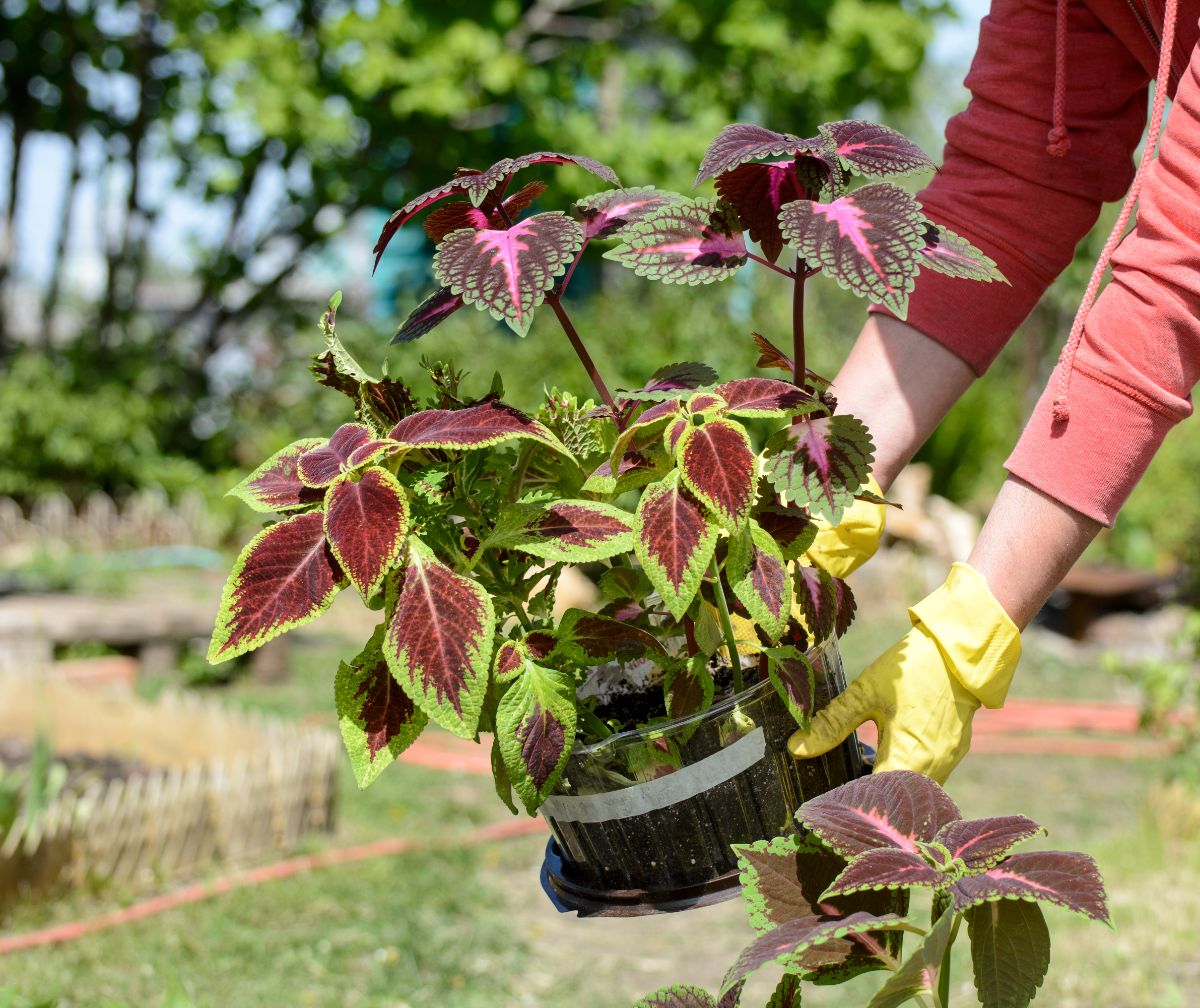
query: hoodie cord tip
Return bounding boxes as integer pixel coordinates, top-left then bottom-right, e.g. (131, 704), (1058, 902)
(1046, 126), (1071, 157)
(1052, 397), (1070, 423)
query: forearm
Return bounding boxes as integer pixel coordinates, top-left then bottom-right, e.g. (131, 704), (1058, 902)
(968, 475), (1102, 629)
(830, 315), (975, 492)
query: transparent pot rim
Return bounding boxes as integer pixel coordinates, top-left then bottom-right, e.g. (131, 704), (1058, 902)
(572, 636), (837, 758)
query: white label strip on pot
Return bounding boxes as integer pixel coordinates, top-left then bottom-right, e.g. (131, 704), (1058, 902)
(539, 728), (766, 824)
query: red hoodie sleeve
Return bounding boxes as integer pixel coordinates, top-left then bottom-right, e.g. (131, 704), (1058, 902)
(868, 0), (1149, 374)
(1007, 35), (1200, 526)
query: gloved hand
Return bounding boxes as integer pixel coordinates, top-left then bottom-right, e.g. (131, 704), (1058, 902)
(805, 475), (887, 580)
(787, 562), (1021, 783)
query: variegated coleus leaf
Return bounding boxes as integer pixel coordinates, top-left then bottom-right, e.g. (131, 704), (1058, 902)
(385, 542), (495, 739)
(581, 448), (669, 496)
(932, 816), (1044, 872)
(797, 770), (963, 860)
(393, 287), (465, 345)
(433, 212), (584, 336)
(818, 120), (935, 179)
(764, 976), (799, 1008)
(753, 332), (794, 374)
(606, 398), (681, 471)
(494, 630), (558, 686)
(507, 499), (633, 563)
(676, 418), (757, 532)
(713, 377), (819, 420)
(227, 437), (326, 513)
(619, 362), (720, 403)
(720, 912), (921, 996)
(388, 398), (569, 456)
(423, 180), (548, 243)
(716, 159), (823, 263)
(634, 985), (719, 1008)
(574, 186), (688, 240)
(864, 905), (956, 1008)
(603, 199), (748, 286)
(918, 222), (1007, 284)
(778, 182), (927, 317)
(821, 847), (946, 901)
(496, 658), (577, 814)
(695, 122), (824, 187)
(664, 655), (715, 721)
(335, 630), (428, 789)
(793, 565), (856, 641)
(298, 423), (397, 488)
(554, 608), (668, 666)
(762, 414), (874, 524)
(966, 898), (1050, 1008)
(755, 504), (818, 563)
(634, 473), (720, 621)
(372, 152), (618, 267)
(323, 467), (409, 601)
(950, 851), (1109, 923)
(727, 524), (790, 643)
(762, 644), (815, 726)
(208, 511), (344, 664)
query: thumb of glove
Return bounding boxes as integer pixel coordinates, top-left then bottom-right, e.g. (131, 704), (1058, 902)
(787, 673), (877, 760)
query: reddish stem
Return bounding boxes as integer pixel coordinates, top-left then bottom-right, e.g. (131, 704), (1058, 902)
(747, 251), (796, 279)
(558, 239), (590, 297)
(684, 617), (698, 658)
(546, 293), (622, 427)
(792, 264), (807, 390)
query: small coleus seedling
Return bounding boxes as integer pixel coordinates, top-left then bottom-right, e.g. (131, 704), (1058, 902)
(635, 770), (1109, 1008)
(209, 119), (1004, 818)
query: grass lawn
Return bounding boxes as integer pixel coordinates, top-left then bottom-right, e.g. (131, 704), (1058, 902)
(2, 605), (1197, 1007)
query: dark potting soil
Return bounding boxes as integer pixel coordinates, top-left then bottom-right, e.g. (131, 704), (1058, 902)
(590, 659), (740, 733)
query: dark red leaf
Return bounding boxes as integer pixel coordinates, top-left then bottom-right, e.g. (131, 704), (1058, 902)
(753, 332), (793, 373)
(622, 362), (719, 402)
(755, 505), (817, 562)
(496, 660), (576, 812)
(951, 851), (1109, 922)
(818, 120), (935, 179)
(721, 912), (917, 995)
(797, 770), (963, 858)
(604, 199), (748, 285)
(716, 160), (811, 263)
(633, 475), (719, 620)
(714, 377), (818, 419)
(494, 640), (526, 684)
(634, 985), (719, 1008)
(361, 378), (418, 426)
(677, 418), (757, 530)
(385, 546), (494, 738)
(299, 424), (393, 488)
(208, 511), (344, 663)
(933, 816), (1043, 871)
(393, 287), (465, 344)
(833, 575), (857, 637)
(324, 468), (409, 601)
(575, 186), (687, 239)
(794, 565), (837, 642)
(335, 645), (428, 789)
(822, 847), (945, 900)
(696, 123), (823, 186)
(388, 399), (566, 454)
(228, 438), (326, 514)
(728, 526), (790, 643)
(665, 658), (714, 721)
(555, 609), (668, 664)
(433, 212), (583, 336)
(422, 181), (549, 244)
(512, 500), (633, 563)
(779, 182), (927, 317)
(763, 976), (799, 1008)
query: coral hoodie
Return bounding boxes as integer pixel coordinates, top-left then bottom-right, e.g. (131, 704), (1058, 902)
(870, 0), (1200, 526)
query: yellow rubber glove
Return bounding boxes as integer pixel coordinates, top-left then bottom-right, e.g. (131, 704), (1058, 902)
(805, 475), (886, 580)
(788, 562), (1021, 784)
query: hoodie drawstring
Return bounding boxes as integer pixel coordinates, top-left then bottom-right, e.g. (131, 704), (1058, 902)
(1051, 0), (1179, 423)
(1047, 0), (1072, 156)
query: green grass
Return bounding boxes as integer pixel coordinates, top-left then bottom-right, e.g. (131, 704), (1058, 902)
(3, 606), (1197, 1007)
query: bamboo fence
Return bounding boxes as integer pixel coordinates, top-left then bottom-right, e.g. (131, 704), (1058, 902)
(0, 683), (339, 905)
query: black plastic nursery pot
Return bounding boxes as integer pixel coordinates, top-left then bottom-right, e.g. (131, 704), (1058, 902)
(540, 637), (867, 917)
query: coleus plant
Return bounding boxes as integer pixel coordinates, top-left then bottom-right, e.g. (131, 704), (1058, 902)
(635, 770), (1109, 1008)
(207, 122), (1004, 813)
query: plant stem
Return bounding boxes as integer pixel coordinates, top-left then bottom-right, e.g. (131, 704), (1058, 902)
(938, 907), (962, 1008)
(558, 238), (590, 297)
(791, 260), (807, 390)
(747, 251), (796, 278)
(545, 292), (622, 426)
(579, 705), (613, 740)
(709, 558), (744, 693)
(684, 617), (698, 658)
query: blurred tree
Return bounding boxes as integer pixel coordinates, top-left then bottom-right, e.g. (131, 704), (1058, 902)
(0, 0), (945, 500)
